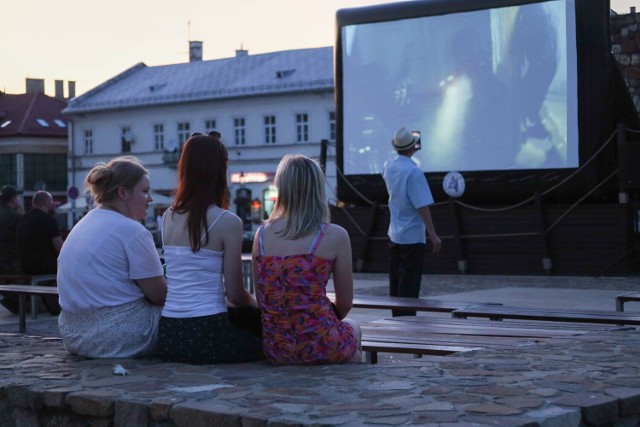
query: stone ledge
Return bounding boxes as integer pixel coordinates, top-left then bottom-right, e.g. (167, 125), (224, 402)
(0, 330), (639, 426)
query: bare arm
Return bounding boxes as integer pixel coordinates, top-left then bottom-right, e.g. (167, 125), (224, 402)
(417, 205), (442, 253)
(222, 215), (257, 308)
(331, 226), (354, 320)
(136, 276), (167, 306)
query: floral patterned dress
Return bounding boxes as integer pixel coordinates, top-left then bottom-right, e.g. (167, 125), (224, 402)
(255, 223), (358, 365)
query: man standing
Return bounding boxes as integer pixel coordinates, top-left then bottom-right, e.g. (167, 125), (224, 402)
(383, 127), (442, 316)
(17, 191), (63, 314)
(0, 185), (23, 274)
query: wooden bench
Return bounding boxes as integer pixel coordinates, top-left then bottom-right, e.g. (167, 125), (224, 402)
(360, 316), (618, 364)
(616, 292), (640, 312)
(0, 274), (57, 318)
(327, 293), (499, 314)
(361, 340), (479, 364)
(0, 285), (59, 333)
(452, 305), (640, 325)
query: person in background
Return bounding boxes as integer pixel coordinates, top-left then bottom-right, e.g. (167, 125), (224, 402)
(0, 185), (24, 314)
(57, 156), (167, 358)
(0, 185), (23, 275)
(382, 127), (442, 317)
(253, 154), (361, 365)
(17, 191), (63, 273)
(157, 132), (263, 364)
(17, 190), (64, 314)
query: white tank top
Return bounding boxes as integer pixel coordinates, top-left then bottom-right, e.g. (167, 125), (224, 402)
(161, 210), (228, 318)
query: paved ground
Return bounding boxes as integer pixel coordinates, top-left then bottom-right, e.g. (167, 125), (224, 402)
(0, 273), (639, 426)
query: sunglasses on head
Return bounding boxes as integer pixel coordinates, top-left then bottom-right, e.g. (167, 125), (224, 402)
(190, 131), (222, 139)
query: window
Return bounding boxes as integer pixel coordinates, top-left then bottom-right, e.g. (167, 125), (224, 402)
(154, 124), (164, 151)
(296, 113), (309, 142)
(84, 130), (93, 154)
(121, 126), (132, 153)
(177, 122), (190, 148)
(234, 118), (246, 145)
(329, 111), (336, 142)
(264, 115), (276, 144)
(1, 120), (12, 128)
(205, 119), (217, 133)
(23, 153), (67, 191)
(54, 119), (66, 128)
(0, 154), (16, 187)
(36, 118), (49, 127)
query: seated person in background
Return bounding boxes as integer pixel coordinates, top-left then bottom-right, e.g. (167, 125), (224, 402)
(0, 185), (24, 314)
(17, 190), (64, 314)
(57, 156), (167, 358)
(253, 154), (362, 365)
(157, 132), (263, 365)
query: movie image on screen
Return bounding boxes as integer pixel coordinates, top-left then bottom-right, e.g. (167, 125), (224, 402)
(340, 0), (578, 175)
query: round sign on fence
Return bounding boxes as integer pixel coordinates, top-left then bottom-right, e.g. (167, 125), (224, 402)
(67, 186), (79, 200)
(443, 171), (465, 198)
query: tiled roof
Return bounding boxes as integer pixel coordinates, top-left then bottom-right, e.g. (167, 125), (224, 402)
(0, 93), (68, 138)
(63, 47), (334, 115)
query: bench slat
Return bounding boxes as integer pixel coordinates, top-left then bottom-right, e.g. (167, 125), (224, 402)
(452, 305), (640, 325)
(327, 293), (498, 313)
(361, 340), (479, 364)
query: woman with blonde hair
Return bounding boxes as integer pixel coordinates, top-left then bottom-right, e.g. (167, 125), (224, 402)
(157, 132), (263, 364)
(57, 156), (167, 358)
(253, 154), (361, 365)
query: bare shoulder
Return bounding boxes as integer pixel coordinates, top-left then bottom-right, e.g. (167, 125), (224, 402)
(218, 210), (242, 229)
(326, 223), (350, 242)
(206, 208), (242, 233)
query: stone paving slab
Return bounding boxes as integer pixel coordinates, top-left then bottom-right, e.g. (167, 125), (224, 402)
(0, 325), (640, 426)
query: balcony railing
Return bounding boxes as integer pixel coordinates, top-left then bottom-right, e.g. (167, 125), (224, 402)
(161, 149), (181, 168)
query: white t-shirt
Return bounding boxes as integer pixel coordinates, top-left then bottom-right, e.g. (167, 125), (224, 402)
(57, 208), (164, 312)
(383, 155), (434, 244)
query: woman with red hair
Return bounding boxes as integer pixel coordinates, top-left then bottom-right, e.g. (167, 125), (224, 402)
(157, 132), (263, 364)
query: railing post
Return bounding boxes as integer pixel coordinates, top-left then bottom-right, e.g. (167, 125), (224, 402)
(535, 191), (552, 274)
(448, 198), (467, 274)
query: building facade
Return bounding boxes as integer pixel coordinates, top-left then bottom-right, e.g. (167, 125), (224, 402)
(62, 46), (337, 233)
(0, 82), (71, 211)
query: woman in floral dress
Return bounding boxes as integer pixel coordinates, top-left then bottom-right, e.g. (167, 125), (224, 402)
(252, 154), (361, 365)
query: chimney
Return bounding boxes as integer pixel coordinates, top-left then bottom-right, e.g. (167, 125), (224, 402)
(68, 81), (76, 99)
(25, 78), (45, 94)
(235, 48), (248, 57)
(632, 6), (636, 13)
(55, 80), (64, 99)
(189, 41), (203, 62)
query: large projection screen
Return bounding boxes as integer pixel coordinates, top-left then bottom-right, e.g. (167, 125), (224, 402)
(333, 0), (633, 205)
(341, 0), (577, 175)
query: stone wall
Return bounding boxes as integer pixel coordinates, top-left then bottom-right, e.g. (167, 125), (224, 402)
(611, 9), (640, 113)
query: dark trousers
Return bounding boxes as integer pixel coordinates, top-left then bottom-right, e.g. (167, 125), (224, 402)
(389, 242), (426, 317)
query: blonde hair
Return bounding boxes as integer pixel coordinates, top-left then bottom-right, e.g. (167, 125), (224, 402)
(84, 156), (148, 205)
(267, 154), (330, 239)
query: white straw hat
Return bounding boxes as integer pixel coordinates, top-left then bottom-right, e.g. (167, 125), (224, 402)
(392, 127), (418, 150)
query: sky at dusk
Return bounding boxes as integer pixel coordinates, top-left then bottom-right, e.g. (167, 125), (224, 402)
(1, 0), (637, 97)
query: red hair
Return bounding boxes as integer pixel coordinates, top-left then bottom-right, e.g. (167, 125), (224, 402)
(172, 134), (229, 251)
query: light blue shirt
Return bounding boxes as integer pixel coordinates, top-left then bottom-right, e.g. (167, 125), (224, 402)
(383, 155), (434, 244)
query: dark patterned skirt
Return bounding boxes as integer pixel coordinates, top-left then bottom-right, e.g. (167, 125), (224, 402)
(157, 307), (264, 364)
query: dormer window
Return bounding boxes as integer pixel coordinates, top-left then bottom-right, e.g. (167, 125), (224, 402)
(276, 69), (296, 78)
(36, 118), (50, 127)
(149, 83), (167, 92)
